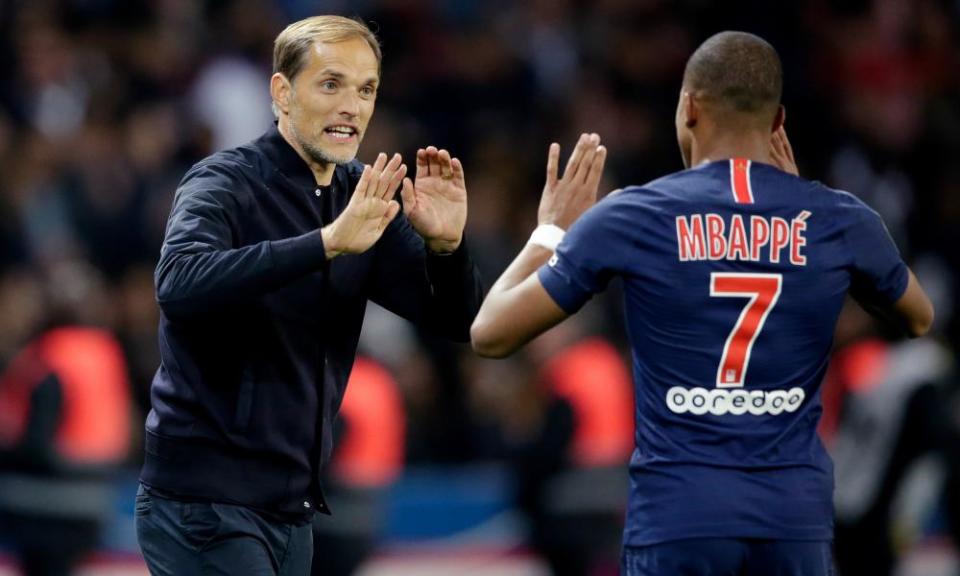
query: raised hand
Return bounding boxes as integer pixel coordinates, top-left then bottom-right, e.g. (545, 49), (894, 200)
(538, 133), (607, 229)
(322, 153), (406, 259)
(400, 146), (467, 254)
(770, 126), (798, 176)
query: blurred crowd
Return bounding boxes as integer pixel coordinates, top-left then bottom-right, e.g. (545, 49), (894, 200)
(0, 0), (959, 574)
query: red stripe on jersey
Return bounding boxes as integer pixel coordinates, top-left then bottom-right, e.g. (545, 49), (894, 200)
(730, 158), (754, 204)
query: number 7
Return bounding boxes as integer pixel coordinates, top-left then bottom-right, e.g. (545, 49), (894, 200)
(710, 273), (782, 388)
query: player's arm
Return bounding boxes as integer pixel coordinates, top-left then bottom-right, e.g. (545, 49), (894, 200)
(859, 268), (934, 338)
(894, 269), (934, 337)
(772, 127), (934, 338)
(846, 203), (935, 338)
(470, 245), (567, 357)
(471, 134), (606, 358)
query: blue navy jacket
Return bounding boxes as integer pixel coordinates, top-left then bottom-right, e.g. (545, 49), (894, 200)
(141, 125), (483, 517)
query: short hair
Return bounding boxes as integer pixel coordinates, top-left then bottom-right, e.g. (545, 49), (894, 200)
(682, 31), (782, 120)
(273, 15), (381, 82)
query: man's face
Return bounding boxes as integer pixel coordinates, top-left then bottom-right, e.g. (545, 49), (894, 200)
(675, 88), (693, 169)
(285, 37), (379, 165)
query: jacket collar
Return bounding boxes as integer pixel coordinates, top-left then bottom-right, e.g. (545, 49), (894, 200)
(259, 122), (321, 190)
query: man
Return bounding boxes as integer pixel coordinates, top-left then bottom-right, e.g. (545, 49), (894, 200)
(135, 15), (483, 575)
(471, 31), (933, 575)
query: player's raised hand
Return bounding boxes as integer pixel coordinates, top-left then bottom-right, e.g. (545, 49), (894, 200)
(321, 152), (405, 259)
(537, 133), (607, 229)
(400, 146), (467, 254)
(770, 126), (798, 176)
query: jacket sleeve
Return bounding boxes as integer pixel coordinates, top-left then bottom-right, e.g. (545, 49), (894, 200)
(155, 161), (327, 318)
(367, 215), (484, 342)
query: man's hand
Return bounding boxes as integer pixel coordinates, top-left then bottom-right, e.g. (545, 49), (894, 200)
(770, 126), (798, 176)
(537, 133), (607, 229)
(322, 153), (405, 259)
(400, 147), (467, 254)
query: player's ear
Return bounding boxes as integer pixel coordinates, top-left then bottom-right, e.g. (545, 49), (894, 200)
(271, 73), (293, 115)
(684, 92), (698, 129)
(772, 105), (785, 132)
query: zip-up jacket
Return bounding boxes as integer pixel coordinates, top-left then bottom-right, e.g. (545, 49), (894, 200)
(141, 125), (483, 517)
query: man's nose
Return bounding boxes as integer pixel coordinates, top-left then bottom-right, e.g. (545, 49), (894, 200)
(338, 91), (360, 117)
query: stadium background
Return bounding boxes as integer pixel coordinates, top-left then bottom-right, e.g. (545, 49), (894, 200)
(0, 0), (958, 574)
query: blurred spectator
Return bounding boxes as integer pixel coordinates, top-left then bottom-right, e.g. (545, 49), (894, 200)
(189, 0), (282, 151)
(943, 361), (960, 576)
(524, 335), (633, 576)
(469, 311), (633, 576)
(0, 262), (131, 576)
(821, 302), (952, 576)
(312, 355), (406, 576)
(0, 270), (45, 367)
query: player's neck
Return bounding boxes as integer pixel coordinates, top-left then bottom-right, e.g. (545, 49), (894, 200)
(692, 131), (773, 167)
(276, 116), (337, 186)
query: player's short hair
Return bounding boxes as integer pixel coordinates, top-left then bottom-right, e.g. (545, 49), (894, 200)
(683, 31), (782, 122)
(273, 15), (381, 83)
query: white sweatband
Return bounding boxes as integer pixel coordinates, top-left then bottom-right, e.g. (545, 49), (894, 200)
(528, 224), (566, 251)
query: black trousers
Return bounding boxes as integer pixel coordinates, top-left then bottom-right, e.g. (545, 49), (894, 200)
(135, 484), (312, 576)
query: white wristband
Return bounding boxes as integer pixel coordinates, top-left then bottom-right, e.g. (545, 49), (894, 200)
(528, 224), (566, 251)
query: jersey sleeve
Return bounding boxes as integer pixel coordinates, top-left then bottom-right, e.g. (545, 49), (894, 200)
(844, 202), (909, 305)
(537, 193), (631, 314)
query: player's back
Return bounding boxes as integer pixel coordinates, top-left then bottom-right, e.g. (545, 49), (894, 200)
(543, 158), (908, 546)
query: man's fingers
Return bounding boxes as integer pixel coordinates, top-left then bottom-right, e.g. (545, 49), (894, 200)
(361, 152), (386, 199)
(575, 134), (601, 184)
(372, 152), (388, 173)
(562, 133), (588, 181)
(424, 146), (439, 177)
(545, 143), (560, 190)
(415, 148), (428, 180)
(380, 200), (401, 231)
(771, 127), (797, 172)
(384, 163), (407, 200)
(437, 149), (454, 180)
(584, 145), (607, 196)
(354, 164), (373, 200)
(780, 127), (795, 161)
(451, 157), (466, 187)
(376, 153), (403, 198)
(400, 177), (416, 215)
(771, 129), (789, 161)
(770, 127), (799, 176)
(415, 146), (461, 182)
(770, 131), (784, 158)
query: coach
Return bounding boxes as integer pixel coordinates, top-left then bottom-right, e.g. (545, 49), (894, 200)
(135, 15), (483, 575)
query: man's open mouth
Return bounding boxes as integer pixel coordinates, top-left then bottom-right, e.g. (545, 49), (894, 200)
(324, 125), (358, 140)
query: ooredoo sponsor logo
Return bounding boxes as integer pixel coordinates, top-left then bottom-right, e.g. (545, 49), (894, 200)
(665, 386), (805, 416)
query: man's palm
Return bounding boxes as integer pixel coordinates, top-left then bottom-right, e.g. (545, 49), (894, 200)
(323, 153), (405, 258)
(401, 147), (467, 253)
(336, 195), (400, 253)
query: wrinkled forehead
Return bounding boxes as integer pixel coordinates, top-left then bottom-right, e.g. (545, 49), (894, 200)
(301, 38), (380, 80)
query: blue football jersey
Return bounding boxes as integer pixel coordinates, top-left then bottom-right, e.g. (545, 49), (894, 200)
(537, 159), (908, 546)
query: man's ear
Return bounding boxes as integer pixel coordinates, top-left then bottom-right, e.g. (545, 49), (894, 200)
(772, 105), (785, 132)
(684, 92), (699, 128)
(270, 73), (292, 116)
